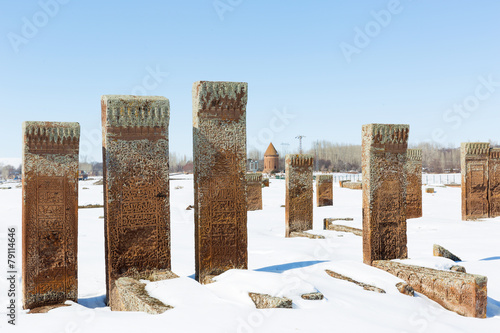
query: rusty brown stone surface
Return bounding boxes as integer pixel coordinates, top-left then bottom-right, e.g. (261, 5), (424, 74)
(192, 81), (248, 283)
(362, 124), (409, 265)
(285, 154), (314, 238)
(406, 149), (422, 219)
(262, 178), (270, 187)
(433, 244), (461, 262)
(316, 175), (333, 207)
(461, 143), (490, 220)
(22, 121), (80, 310)
(246, 173), (263, 211)
(101, 95), (171, 308)
(373, 260), (488, 318)
(489, 148), (500, 217)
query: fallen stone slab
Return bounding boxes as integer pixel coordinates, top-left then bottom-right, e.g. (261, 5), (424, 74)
(433, 244), (461, 262)
(323, 223), (362, 236)
(248, 292), (292, 309)
(342, 181), (362, 190)
(325, 269), (385, 293)
(112, 277), (174, 314)
(425, 188), (435, 193)
(289, 231), (325, 239)
(372, 260), (487, 318)
(396, 282), (415, 296)
(301, 292), (324, 300)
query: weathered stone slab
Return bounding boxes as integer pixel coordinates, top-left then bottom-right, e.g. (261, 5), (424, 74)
(325, 269), (385, 293)
(489, 148), (500, 218)
(101, 95), (171, 308)
(112, 277), (174, 314)
(248, 292), (292, 309)
(301, 292), (324, 300)
(406, 149), (422, 219)
(285, 154), (314, 237)
(433, 244), (461, 262)
(22, 121), (80, 310)
(362, 124), (409, 265)
(373, 260), (487, 318)
(341, 181), (362, 190)
(262, 178), (270, 187)
(323, 223), (362, 236)
(246, 173), (263, 211)
(316, 175), (333, 207)
(193, 81), (248, 283)
(289, 231), (325, 239)
(461, 142), (490, 220)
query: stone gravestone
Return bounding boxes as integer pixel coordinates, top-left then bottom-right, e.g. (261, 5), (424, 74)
(192, 81), (248, 284)
(22, 121), (80, 310)
(405, 149), (422, 219)
(246, 173), (263, 211)
(461, 143), (490, 220)
(316, 175), (333, 207)
(285, 154), (314, 237)
(101, 95), (171, 307)
(489, 148), (500, 218)
(362, 124), (409, 265)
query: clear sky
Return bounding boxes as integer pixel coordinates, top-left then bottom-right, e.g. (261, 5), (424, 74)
(1, 0), (499, 161)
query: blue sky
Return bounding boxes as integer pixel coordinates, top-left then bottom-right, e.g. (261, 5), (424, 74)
(1, 0), (499, 161)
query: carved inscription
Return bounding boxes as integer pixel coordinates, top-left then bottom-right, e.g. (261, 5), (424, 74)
(362, 124), (408, 265)
(316, 175), (333, 207)
(405, 149), (422, 219)
(489, 149), (500, 217)
(22, 121), (79, 310)
(461, 142), (490, 220)
(193, 81), (248, 283)
(102, 95), (171, 308)
(246, 174), (263, 211)
(285, 155), (314, 237)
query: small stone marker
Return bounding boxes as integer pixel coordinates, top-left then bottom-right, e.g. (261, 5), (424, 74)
(373, 260), (487, 318)
(362, 124), (409, 265)
(433, 244), (461, 262)
(22, 121), (80, 310)
(316, 175), (333, 207)
(101, 95), (171, 308)
(405, 149), (422, 219)
(285, 154), (314, 237)
(461, 143), (490, 220)
(246, 173), (263, 211)
(193, 81), (248, 284)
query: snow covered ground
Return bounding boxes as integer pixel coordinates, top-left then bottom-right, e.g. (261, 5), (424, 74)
(0, 176), (499, 332)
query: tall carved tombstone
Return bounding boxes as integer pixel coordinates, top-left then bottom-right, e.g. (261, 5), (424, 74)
(193, 81), (248, 284)
(101, 95), (171, 307)
(285, 154), (314, 237)
(22, 121), (80, 310)
(316, 174), (333, 207)
(405, 149), (422, 219)
(488, 148), (500, 218)
(246, 173), (263, 211)
(362, 124), (409, 265)
(461, 143), (490, 221)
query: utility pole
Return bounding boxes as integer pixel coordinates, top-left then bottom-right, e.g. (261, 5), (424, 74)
(295, 135), (305, 154)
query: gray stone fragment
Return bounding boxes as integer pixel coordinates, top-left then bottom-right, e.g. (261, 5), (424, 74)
(433, 244), (462, 262)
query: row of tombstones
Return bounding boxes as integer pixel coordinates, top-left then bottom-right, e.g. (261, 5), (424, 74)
(22, 82), (487, 318)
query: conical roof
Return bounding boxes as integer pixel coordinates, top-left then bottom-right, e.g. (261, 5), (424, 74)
(264, 143), (278, 156)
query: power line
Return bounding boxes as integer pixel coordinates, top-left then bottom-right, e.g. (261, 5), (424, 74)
(295, 135), (305, 154)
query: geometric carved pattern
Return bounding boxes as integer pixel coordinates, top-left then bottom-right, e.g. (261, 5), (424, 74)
(362, 124), (409, 265)
(22, 121), (80, 310)
(285, 154), (314, 237)
(193, 81), (248, 284)
(316, 175), (333, 207)
(246, 173), (263, 211)
(489, 148), (500, 218)
(461, 142), (490, 220)
(405, 149), (422, 219)
(101, 95), (170, 308)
